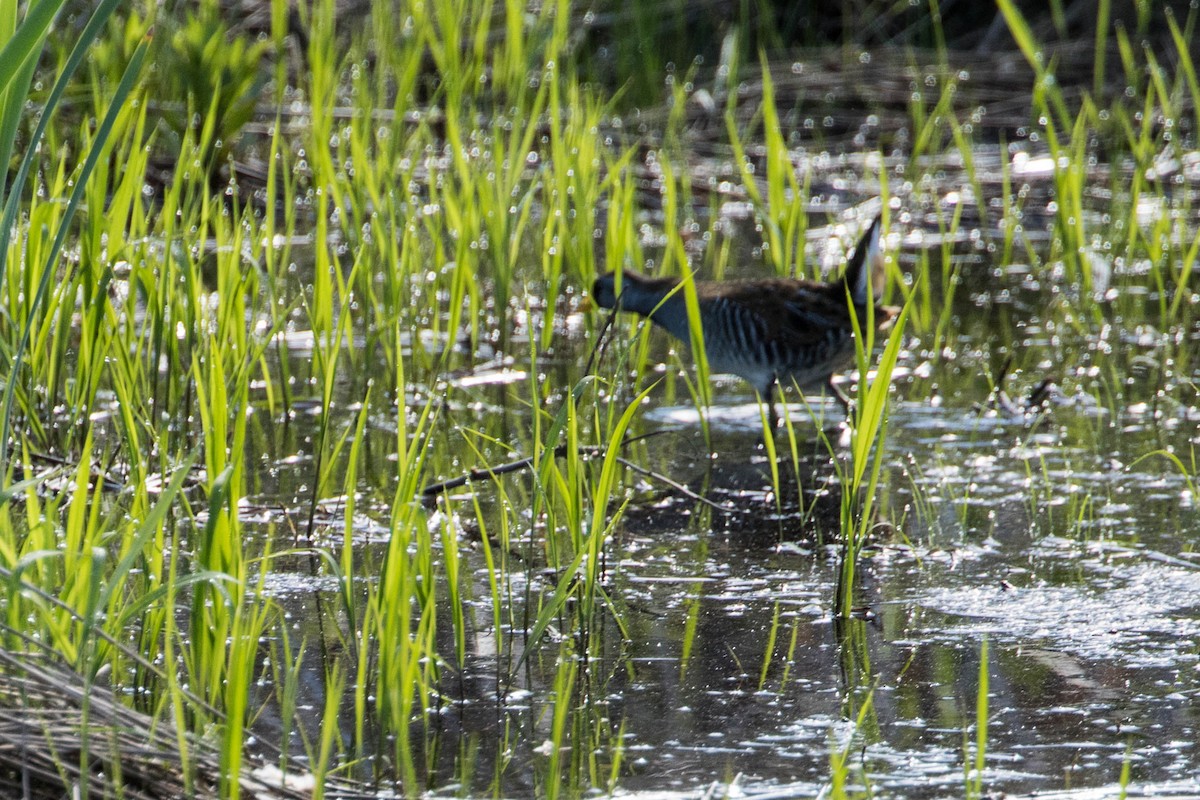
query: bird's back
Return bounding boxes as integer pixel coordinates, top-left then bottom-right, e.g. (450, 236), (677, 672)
(592, 214), (895, 396)
(694, 276), (896, 393)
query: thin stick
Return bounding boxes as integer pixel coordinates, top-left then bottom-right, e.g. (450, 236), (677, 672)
(421, 435), (740, 514)
(582, 306), (618, 379)
(611, 455), (742, 515)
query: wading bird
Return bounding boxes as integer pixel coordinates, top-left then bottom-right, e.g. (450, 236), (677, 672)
(592, 215), (897, 428)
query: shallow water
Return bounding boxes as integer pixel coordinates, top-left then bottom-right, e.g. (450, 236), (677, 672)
(231, 140), (1200, 798)
(250, 365), (1200, 797)
(487, 406), (1200, 798)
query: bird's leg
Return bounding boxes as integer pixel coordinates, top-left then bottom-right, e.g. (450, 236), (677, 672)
(764, 379), (779, 430)
(828, 378), (853, 419)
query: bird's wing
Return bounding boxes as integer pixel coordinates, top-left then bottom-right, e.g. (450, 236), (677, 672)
(705, 280), (846, 348)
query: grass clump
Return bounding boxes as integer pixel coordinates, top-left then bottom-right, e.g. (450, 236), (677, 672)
(1, 0), (1199, 797)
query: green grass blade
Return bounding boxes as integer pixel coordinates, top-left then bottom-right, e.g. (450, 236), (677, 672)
(0, 25), (147, 480)
(0, 0), (124, 253)
(0, 0), (63, 95)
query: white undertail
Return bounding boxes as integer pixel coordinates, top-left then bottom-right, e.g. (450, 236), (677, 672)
(851, 219), (884, 306)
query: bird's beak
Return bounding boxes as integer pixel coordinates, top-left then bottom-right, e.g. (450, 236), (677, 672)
(580, 295), (596, 312)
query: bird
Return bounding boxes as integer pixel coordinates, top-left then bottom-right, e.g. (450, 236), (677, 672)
(591, 215), (897, 428)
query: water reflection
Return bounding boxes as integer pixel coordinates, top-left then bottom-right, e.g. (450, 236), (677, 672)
(241, 212), (1200, 798)
(249, 378), (1198, 795)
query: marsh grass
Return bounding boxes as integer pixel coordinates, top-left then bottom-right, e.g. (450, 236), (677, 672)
(834, 268), (913, 618)
(1, 0), (1198, 796)
(825, 675), (879, 800)
(966, 637), (990, 800)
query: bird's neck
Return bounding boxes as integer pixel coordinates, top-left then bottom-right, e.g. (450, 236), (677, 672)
(621, 277), (692, 340)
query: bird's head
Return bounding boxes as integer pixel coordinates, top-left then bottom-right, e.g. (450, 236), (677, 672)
(591, 272), (622, 310)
